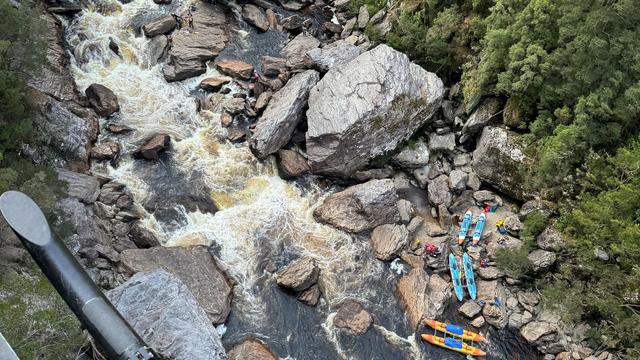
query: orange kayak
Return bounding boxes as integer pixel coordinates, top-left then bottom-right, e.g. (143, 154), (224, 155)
(421, 334), (487, 357)
(424, 319), (486, 342)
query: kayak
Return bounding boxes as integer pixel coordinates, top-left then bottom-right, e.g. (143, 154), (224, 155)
(421, 334), (487, 357)
(457, 209), (473, 244)
(449, 254), (464, 302)
(424, 319), (486, 342)
(462, 252), (477, 300)
(472, 212), (486, 245)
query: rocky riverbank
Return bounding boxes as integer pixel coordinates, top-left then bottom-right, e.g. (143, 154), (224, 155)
(2, 0), (614, 359)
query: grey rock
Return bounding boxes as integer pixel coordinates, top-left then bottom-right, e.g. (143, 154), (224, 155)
(369, 9), (386, 24)
(517, 291), (540, 313)
(520, 321), (557, 344)
(472, 127), (530, 201)
(351, 167), (395, 182)
(119, 246), (233, 324)
(281, 34), (320, 69)
(306, 44), (444, 176)
(334, 300), (373, 335)
(129, 222), (161, 248)
(509, 311), (533, 329)
(341, 17), (357, 38)
(357, 5), (369, 28)
(306, 40), (363, 72)
(473, 190), (503, 207)
(428, 133), (455, 152)
(142, 16), (176, 37)
(412, 165), (430, 189)
(504, 214), (524, 236)
(483, 303), (508, 329)
(396, 270), (450, 329)
(277, 149), (310, 179)
(462, 98), (501, 135)
(478, 266), (504, 280)
(261, 56), (287, 77)
(397, 199), (414, 224)
(528, 249), (557, 272)
(471, 316), (485, 328)
(250, 70), (319, 159)
(370, 224), (408, 261)
(85, 83), (119, 117)
(406, 216), (424, 236)
(467, 171), (482, 191)
(486, 234), (523, 261)
(255, 91), (273, 112)
(314, 179), (399, 233)
(519, 199), (556, 220)
(108, 271), (225, 359)
(448, 169), (468, 192)
(459, 300), (482, 318)
(222, 97), (246, 114)
(90, 141), (120, 161)
(594, 248), (609, 261)
(427, 175), (452, 207)
(57, 169), (100, 203)
(392, 139), (429, 169)
(537, 226), (566, 252)
(452, 153), (471, 167)
(476, 279), (505, 302)
(243, 4), (269, 31)
(276, 257), (319, 292)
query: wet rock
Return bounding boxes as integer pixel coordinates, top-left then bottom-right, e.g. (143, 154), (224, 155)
(119, 246), (233, 324)
(108, 271), (226, 359)
(521, 320), (558, 344)
(297, 284), (321, 306)
(486, 234), (523, 261)
(396, 270), (450, 329)
(281, 33), (320, 69)
(483, 303), (507, 329)
(98, 181), (125, 205)
(57, 169), (100, 203)
(471, 316), (485, 328)
(106, 123), (133, 134)
(255, 91), (272, 112)
(90, 141), (120, 161)
(519, 199), (556, 220)
(276, 257), (319, 292)
(428, 133), (455, 153)
(129, 222), (161, 248)
(370, 224), (408, 261)
(528, 249), (557, 272)
(357, 5), (369, 28)
(459, 300), (482, 318)
(250, 70), (319, 159)
(392, 139), (429, 169)
(537, 226), (566, 252)
(85, 83), (119, 117)
(199, 76), (231, 91)
(472, 126), (530, 201)
(223, 97), (246, 115)
(428, 175), (452, 207)
(215, 59), (254, 80)
(462, 98), (501, 136)
(334, 300), (373, 335)
(306, 40), (363, 72)
(227, 129), (246, 143)
(261, 56), (287, 77)
(314, 179), (399, 233)
(277, 149), (310, 179)
(517, 291), (540, 313)
(448, 169), (468, 192)
(142, 15), (176, 37)
(133, 134), (170, 160)
(509, 310), (533, 329)
(306, 45), (443, 176)
(243, 4), (269, 31)
(228, 339), (277, 360)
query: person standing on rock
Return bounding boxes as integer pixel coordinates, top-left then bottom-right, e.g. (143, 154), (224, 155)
(187, 10), (194, 29)
(171, 13), (183, 30)
(167, 34), (173, 49)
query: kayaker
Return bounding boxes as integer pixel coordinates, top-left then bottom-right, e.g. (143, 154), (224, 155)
(495, 219), (507, 234)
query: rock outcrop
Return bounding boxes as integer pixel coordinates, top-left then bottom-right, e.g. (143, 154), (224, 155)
(85, 83), (119, 117)
(275, 257), (319, 292)
(314, 179), (399, 232)
(250, 70), (319, 159)
(369, 224), (408, 261)
(306, 44), (444, 176)
(333, 300), (373, 335)
(396, 269), (450, 329)
(108, 271), (226, 360)
(119, 246), (233, 324)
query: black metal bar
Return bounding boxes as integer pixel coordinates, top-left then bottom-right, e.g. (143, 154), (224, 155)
(0, 191), (155, 360)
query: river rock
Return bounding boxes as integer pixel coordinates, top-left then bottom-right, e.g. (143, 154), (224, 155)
(280, 14), (304, 31)
(261, 56), (287, 77)
(129, 221), (161, 248)
(85, 83), (119, 117)
(509, 310), (533, 329)
(215, 59), (253, 80)
(90, 141), (120, 161)
(106, 123), (133, 134)
(333, 300), (373, 335)
(243, 4), (269, 31)
(199, 76), (231, 91)
(521, 320), (558, 344)
(133, 134), (170, 160)
(119, 246), (233, 324)
(537, 226), (566, 251)
(306, 40), (363, 72)
(428, 133), (455, 152)
(250, 70), (319, 159)
(486, 234), (522, 261)
(281, 34), (320, 69)
(370, 224), (408, 261)
(323, 21), (342, 34)
(163, 4), (228, 81)
(276, 257), (319, 292)
(277, 149), (310, 178)
(357, 5), (369, 28)
(459, 300), (482, 318)
(314, 179), (399, 233)
(483, 303), (507, 329)
(306, 45), (444, 176)
(472, 126), (529, 201)
(471, 316), (485, 328)
(142, 15), (176, 37)
(228, 339), (277, 360)
(57, 169), (100, 203)
(528, 249), (557, 272)
(396, 270), (450, 329)
(297, 284), (321, 306)
(428, 174), (452, 207)
(448, 169), (468, 192)
(223, 97), (246, 115)
(108, 271), (225, 359)
(392, 139), (429, 169)
(462, 98), (501, 136)
(255, 91), (272, 112)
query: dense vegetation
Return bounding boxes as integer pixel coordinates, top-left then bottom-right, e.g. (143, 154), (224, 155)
(381, 0), (640, 356)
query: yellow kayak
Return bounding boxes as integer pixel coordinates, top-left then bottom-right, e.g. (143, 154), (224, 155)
(424, 319), (486, 342)
(421, 334), (487, 357)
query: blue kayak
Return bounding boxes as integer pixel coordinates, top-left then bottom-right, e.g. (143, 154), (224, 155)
(472, 212), (486, 245)
(462, 252), (477, 300)
(449, 254), (464, 301)
(457, 209), (473, 244)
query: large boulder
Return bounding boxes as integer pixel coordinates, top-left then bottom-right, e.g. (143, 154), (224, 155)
(306, 40), (364, 72)
(228, 339), (277, 360)
(528, 249), (557, 272)
(314, 179), (399, 233)
(306, 44), (444, 176)
(483, 303), (508, 329)
(276, 149), (310, 179)
(163, 4), (228, 81)
(369, 224), (408, 261)
(472, 126), (530, 201)
(250, 70), (319, 159)
(142, 16), (176, 37)
(486, 234), (523, 261)
(459, 300), (482, 318)
(427, 174), (452, 207)
(108, 271), (226, 360)
(57, 169), (100, 203)
(85, 83), (119, 117)
(242, 4), (269, 31)
(281, 33), (320, 69)
(520, 320), (558, 344)
(392, 139), (429, 169)
(396, 271), (450, 330)
(537, 226), (566, 252)
(119, 246), (233, 324)
(333, 300), (373, 335)
(275, 257), (319, 292)
(462, 98), (501, 136)
(215, 59), (253, 80)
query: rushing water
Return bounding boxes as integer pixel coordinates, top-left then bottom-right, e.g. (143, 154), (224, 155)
(62, 0), (540, 358)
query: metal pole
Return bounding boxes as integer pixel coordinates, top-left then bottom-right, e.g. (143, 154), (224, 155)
(0, 191), (155, 360)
